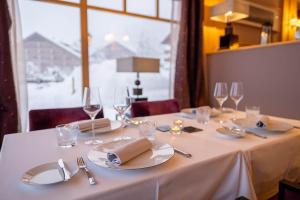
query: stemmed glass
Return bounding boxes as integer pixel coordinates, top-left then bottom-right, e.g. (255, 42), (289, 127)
(82, 87), (102, 145)
(113, 87), (132, 127)
(214, 82), (228, 112)
(230, 82), (244, 118)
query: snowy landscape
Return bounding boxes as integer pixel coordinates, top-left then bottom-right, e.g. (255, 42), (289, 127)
(20, 0), (172, 115)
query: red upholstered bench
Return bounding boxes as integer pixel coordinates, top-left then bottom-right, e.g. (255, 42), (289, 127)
(29, 107), (104, 131)
(131, 99), (180, 118)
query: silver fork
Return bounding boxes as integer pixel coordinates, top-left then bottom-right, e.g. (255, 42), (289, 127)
(77, 157), (96, 185)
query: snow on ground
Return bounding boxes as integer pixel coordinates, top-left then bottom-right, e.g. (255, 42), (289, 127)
(28, 60), (170, 117)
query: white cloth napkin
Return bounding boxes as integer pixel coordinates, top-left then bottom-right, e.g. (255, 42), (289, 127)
(256, 116), (293, 132)
(76, 118), (111, 131)
(256, 116), (270, 128)
(107, 137), (152, 165)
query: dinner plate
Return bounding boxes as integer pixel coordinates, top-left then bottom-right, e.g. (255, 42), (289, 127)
(216, 127), (246, 138)
(87, 138), (174, 170)
(233, 118), (293, 132)
(180, 107), (226, 118)
(81, 120), (122, 134)
(22, 161), (78, 185)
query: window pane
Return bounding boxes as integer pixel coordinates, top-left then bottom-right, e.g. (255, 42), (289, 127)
(159, 0), (172, 19)
(127, 0), (156, 16)
(88, 10), (171, 117)
(19, 1), (82, 110)
(88, 0), (123, 11)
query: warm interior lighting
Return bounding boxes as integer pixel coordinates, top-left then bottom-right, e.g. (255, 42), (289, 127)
(210, 0), (249, 23)
(290, 18), (300, 27)
(224, 11), (233, 17)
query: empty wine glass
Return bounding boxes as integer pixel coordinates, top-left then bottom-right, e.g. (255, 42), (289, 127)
(214, 82), (228, 112)
(113, 87), (132, 127)
(83, 87), (102, 145)
(230, 82), (244, 115)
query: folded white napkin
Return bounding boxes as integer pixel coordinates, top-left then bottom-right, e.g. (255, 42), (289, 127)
(107, 137), (152, 166)
(76, 118), (111, 131)
(256, 116), (293, 132)
(256, 116), (270, 128)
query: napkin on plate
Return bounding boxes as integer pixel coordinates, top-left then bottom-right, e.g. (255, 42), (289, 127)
(76, 118), (111, 132)
(107, 137), (152, 166)
(256, 116), (293, 132)
(256, 116), (270, 128)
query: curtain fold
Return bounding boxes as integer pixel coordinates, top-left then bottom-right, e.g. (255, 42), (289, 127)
(174, 0), (205, 108)
(8, 0), (28, 132)
(0, 0), (18, 148)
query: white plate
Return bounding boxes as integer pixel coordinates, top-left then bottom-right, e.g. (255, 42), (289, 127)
(87, 138), (174, 170)
(22, 161), (78, 185)
(181, 107), (225, 118)
(82, 120), (122, 134)
(233, 118), (293, 132)
(216, 127), (245, 138)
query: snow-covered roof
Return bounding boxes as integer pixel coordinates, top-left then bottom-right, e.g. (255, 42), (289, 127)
(24, 32), (81, 58)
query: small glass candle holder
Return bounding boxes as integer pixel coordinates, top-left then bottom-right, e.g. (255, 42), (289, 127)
(173, 119), (184, 129)
(170, 125), (182, 135)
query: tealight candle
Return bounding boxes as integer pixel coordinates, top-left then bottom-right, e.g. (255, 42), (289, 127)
(170, 125), (182, 135)
(173, 119), (184, 128)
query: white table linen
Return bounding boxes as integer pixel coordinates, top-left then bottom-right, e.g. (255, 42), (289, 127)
(0, 112), (299, 200)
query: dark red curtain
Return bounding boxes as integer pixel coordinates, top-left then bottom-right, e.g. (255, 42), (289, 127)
(0, 0), (18, 148)
(174, 0), (205, 108)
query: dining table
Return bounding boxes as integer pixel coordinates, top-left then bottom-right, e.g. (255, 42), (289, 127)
(1, 110), (300, 200)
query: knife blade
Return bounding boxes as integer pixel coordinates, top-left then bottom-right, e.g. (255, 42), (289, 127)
(58, 159), (71, 181)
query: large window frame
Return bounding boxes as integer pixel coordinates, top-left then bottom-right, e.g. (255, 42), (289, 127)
(35, 0), (175, 89)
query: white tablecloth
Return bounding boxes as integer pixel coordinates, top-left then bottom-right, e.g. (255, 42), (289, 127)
(1, 112), (300, 200)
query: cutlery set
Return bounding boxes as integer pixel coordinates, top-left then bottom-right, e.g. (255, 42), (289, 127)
(58, 157), (96, 185)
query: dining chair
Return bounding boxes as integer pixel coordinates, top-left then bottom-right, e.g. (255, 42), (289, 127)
(278, 179), (300, 200)
(130, 99), (180, 118)
(29, 107), (104, 131)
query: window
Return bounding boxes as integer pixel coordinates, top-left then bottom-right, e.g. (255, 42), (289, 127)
(20, 0), (82, 109)
(19, 0), (173, 113)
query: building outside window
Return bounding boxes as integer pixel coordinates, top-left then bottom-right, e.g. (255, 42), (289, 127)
(19, 0), (173, 116)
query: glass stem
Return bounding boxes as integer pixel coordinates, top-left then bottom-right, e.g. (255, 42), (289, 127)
(92, 117), (95, 141)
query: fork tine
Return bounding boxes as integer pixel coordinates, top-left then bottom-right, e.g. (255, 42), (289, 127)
(79, 157), (85, 166)
(77, 157), (80, 166)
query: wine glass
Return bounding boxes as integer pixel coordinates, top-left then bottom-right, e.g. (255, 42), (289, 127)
(214, 82), (228, 112)
(83, 87), (102, 145)
(230, 82), (244, 116)
(113, 87), (132, 127)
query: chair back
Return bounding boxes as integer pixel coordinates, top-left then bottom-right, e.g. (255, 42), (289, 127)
(131, 99), (180, 118)
(29, 107), (104, 131)
(279, 179), (300, 200)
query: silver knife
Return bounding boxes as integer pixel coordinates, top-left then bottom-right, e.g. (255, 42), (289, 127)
(174, 148), (192, 158)
(246, 130), (268, 139)
(58, 159), (71, 181)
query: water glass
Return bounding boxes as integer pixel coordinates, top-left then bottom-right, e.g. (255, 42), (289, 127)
(196, 107), (210, 124)
(56, 124), (79, 148)
(245, 106), (260, 121)
(138, 121), (156, 140)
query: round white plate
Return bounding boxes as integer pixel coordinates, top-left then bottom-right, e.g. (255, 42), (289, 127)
(87, 138), (174, 170)
(82, 120), (122, 134)
(22, 161), (78, 185)
(216, 127), (245, 138)
(233, 118), (293, 132)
